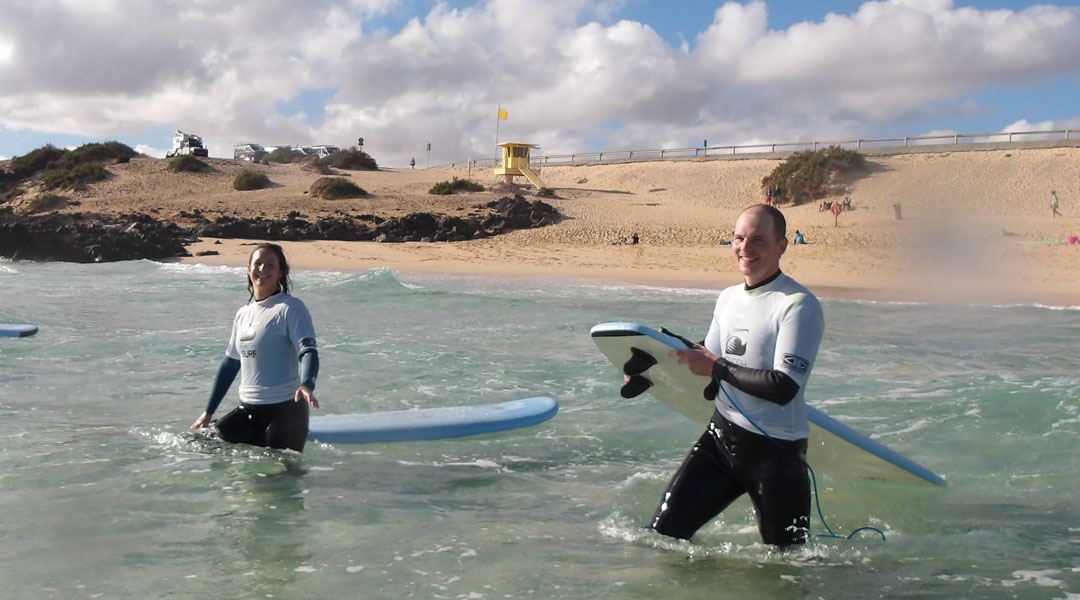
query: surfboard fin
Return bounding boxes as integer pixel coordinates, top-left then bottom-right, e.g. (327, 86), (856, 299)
(620, 375), (653, 398)
(623, 347), (657, 376)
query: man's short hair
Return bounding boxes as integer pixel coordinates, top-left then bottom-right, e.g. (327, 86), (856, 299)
(741, 204), (787, 240)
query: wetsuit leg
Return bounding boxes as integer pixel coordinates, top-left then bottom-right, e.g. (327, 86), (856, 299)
(264, 399), (309, 452)
(214, 405), (261, 446)
(649, 420), (745, 540)
(744, 440), (810, 546)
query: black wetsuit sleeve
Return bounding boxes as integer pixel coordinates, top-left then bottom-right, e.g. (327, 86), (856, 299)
(298, 349), (319, 391)
(205, 355), (241, 415)
(711, 358), (800, 406)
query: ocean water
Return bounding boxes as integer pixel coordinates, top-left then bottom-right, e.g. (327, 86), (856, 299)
(1, 258), (1078, 599)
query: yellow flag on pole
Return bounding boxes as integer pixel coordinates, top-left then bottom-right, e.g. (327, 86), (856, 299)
(498, 108), (508, 120)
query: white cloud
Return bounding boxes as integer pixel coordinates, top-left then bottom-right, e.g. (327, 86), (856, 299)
(0, 0), (1078, 166)
(134, 144), (168, 159)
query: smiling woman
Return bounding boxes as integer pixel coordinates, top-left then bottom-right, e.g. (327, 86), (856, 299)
(189, 242), (322, 452)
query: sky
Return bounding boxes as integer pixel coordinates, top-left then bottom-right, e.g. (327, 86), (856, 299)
(1, 0), (1079, 168)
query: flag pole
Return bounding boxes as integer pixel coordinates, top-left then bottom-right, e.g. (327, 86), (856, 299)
(494, 104), (501, 169)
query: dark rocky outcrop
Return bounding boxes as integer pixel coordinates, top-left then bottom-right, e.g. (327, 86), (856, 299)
(0, 195), (561, 263)
(0, 209), (195, 262)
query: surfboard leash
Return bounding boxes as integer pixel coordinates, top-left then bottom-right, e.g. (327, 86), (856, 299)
(714, 377), (886, 542)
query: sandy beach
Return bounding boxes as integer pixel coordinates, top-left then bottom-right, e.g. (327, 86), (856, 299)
(55, 144), (1080, 305)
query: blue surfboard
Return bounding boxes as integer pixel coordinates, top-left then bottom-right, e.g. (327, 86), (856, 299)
(591, 322), (946, 487)
(1, 324), (38, 338)
(307, 396), (558, 444)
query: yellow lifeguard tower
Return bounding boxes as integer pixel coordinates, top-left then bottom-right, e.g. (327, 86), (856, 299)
(494, 142), (546, 189)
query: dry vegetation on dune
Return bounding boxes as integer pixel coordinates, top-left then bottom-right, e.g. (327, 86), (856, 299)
(8, 145), (1078, 252)
(7, 143), (1079, 302)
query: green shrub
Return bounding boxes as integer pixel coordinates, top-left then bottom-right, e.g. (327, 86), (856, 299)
(310, 177), (366, 199)
(8, 144), (66, 179)
(42, 162), (108, 190)
(168, 154), (209, 173)
(60, 141), (137, 168)
(233, 170), (271, 191)
(761, 146), (866, 205)
(2, 186), (26, 204)
(265, 146), (304, 163)
(429, 177), (485, 195)
(321, 147), (377, 171)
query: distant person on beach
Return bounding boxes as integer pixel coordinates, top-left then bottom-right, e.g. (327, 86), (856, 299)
(649, 204), (824, 546)
(1051, 190), (1061, 218)
(794, 230), (806, 244)
(190, 243), (320, 452)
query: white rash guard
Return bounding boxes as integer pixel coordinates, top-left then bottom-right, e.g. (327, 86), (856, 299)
(225, 293), (317, 405)
(702, 271), (824, 441)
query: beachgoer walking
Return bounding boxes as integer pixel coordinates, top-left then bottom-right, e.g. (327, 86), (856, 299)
(1051, 190), (1061, 218)
(831, 201), (843, 227)
(190, 243), (320, 452)
(648, 204), (824, 546)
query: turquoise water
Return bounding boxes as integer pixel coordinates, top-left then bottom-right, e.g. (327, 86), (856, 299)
(1, 258), (1078, 599)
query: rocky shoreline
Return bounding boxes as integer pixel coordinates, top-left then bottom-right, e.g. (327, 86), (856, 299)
(0, 195), (560, 263)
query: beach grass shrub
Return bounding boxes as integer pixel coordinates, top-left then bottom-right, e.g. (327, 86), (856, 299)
(265, 146), (305, 164)
(168, 154), (209, 173)
(61, 141), (137, 167)
(761, 146), (867, 205)
(34, 142), (138, 190)
(233, 170), (271, 191)
(7, 144), (66, 179)
(2, 186), (26, 204)
(310, 177), (366, 199)
(429, 177), (485, 195)
(301, 157), (332, 175)
(321, 147), (377, 171)
(42, 162), (108, 190)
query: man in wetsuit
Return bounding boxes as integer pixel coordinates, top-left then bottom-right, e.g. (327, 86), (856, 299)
(650, 204), (825, 546)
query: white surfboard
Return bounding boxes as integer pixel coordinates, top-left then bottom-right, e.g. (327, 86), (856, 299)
(307, 396), (558, 444)
(1, 324), (38, 338)
(591, 322), (946, 487)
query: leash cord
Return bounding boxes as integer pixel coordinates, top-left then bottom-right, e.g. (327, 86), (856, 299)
(715, 376), (886, 542)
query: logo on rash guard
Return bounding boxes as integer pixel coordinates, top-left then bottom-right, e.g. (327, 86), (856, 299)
(299, 337), (316, 351)
(782, 353), (810, 374)
(724, 328), (748, 356)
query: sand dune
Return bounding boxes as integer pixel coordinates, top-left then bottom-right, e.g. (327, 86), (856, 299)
(43, 144), (1080, 305)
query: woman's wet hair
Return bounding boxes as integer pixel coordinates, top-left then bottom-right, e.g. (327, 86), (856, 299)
(247, 243), (291, 300)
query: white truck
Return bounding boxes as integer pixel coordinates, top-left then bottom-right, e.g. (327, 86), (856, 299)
(166, 130), (209, 157)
